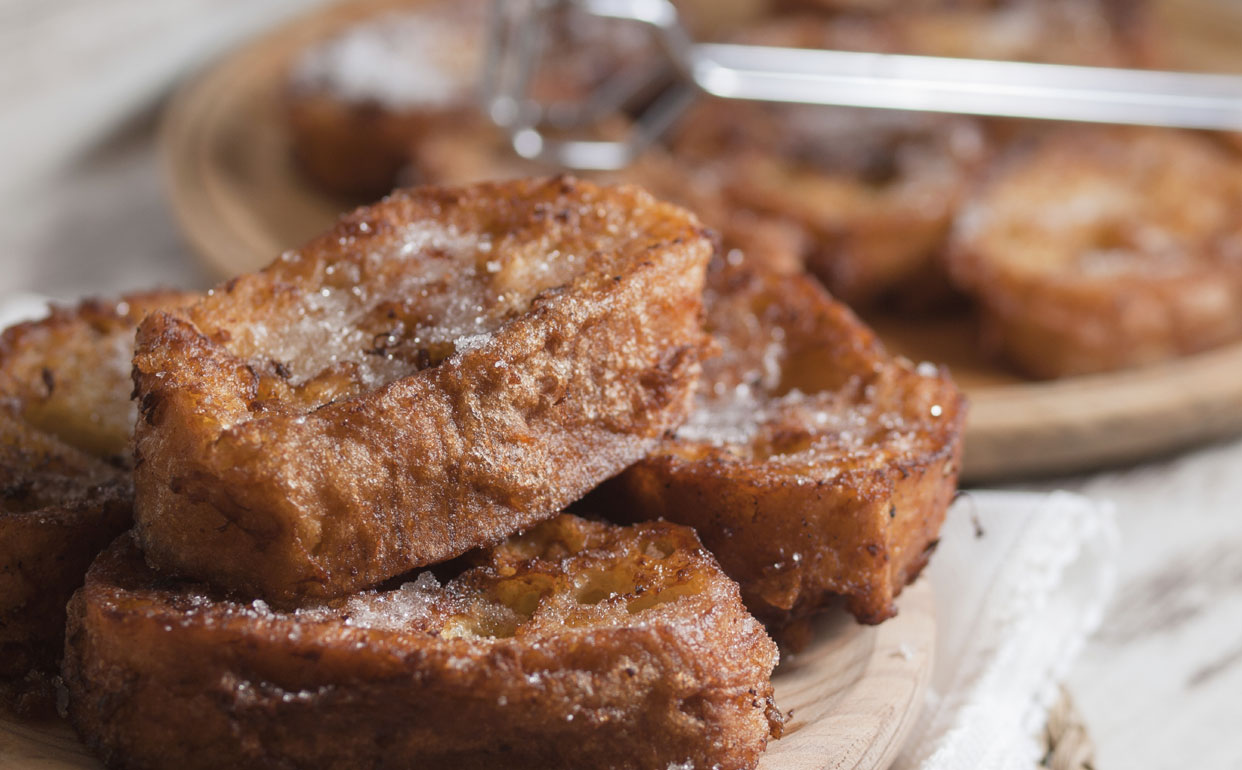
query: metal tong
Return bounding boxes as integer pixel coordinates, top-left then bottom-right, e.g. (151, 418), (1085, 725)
(483, 0), (1242, 171)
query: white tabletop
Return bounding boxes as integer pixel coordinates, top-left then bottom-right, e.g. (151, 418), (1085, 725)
(1, 2), (1239, 767)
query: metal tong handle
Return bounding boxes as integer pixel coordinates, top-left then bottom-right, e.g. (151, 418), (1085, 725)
(486, 0), (1242, 171)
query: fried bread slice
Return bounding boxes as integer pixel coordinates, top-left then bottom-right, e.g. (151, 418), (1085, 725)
(0, 291), (193, 714)
(672, 98), (983, 308)
(284, 0), (657, 197)
(603, 255), (965, 635)
(284, 0), (491, 197)
(132, 177), (713, 603)
(949, 126), (1242, 378)
(65, 516), (782, 770)
(0, 414), (129, 715)
(0, 292), (196, 461)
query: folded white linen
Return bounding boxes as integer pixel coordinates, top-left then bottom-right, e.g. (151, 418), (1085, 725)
(896, 491), (1119, 770)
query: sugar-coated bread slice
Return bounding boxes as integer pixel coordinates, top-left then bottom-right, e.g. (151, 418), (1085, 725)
(0, 415), (128, 715)
(131, 177), (713, 603)
(64, 516), (783, 770)
(284, 0), (656, 197)
(604, 255), (965, 637)
(950, 126), (1242, 378)
(0, 292), (197, 461)
(0, 291), (193, 714)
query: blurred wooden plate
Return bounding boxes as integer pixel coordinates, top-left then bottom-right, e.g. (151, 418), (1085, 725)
(0, 581), (935, 770)
(159, 0), (1242, 482)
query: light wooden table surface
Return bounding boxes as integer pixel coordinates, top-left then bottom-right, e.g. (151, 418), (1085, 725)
(1, 2), (1239, 767)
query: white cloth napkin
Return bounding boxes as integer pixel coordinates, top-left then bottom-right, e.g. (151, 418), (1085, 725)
(896, 491), (1120, 770)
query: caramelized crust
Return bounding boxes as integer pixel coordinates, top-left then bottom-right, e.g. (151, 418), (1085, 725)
(65, 516), (782, 770)
(950, 126), (1242, 378)
(0, 292), (193, 714)
(604, 256), (965, 632)
(132, 177), (712, 603)
(285, 0), (1159, 314)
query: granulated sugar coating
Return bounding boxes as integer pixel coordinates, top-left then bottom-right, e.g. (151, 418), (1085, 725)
(605, 254), (965, 635)
(64, 519), (782, 770)
(222, 221), (545, 399)
(131, 177), (712, 603)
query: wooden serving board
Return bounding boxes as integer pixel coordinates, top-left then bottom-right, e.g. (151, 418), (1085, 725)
(0, 581), (935, 770)
(158, 0), (1242, 483)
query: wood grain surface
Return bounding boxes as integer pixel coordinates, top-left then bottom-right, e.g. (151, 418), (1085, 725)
(157, 0), (1242, 483)
(0, 581), (935, 770)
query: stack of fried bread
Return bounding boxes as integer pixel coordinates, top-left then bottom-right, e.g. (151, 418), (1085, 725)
(2, 177), (963, 768)
(0, 291), (195, 714)
(281, 0), (1242, 380)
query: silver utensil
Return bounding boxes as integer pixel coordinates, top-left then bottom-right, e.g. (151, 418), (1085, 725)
(485, 0), (1242, 170)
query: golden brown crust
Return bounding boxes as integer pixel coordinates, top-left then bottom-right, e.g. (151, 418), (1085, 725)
(673, 101), (980, 307)
(949, 126), (1242, 378)
(602, 255), (965, 632)
(132, 177), (712, 603)
(0, 291), (196, 462)
(0, 414), (130, 716)
(65, 517), (781, 770)
(0, 291), (193, 715)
